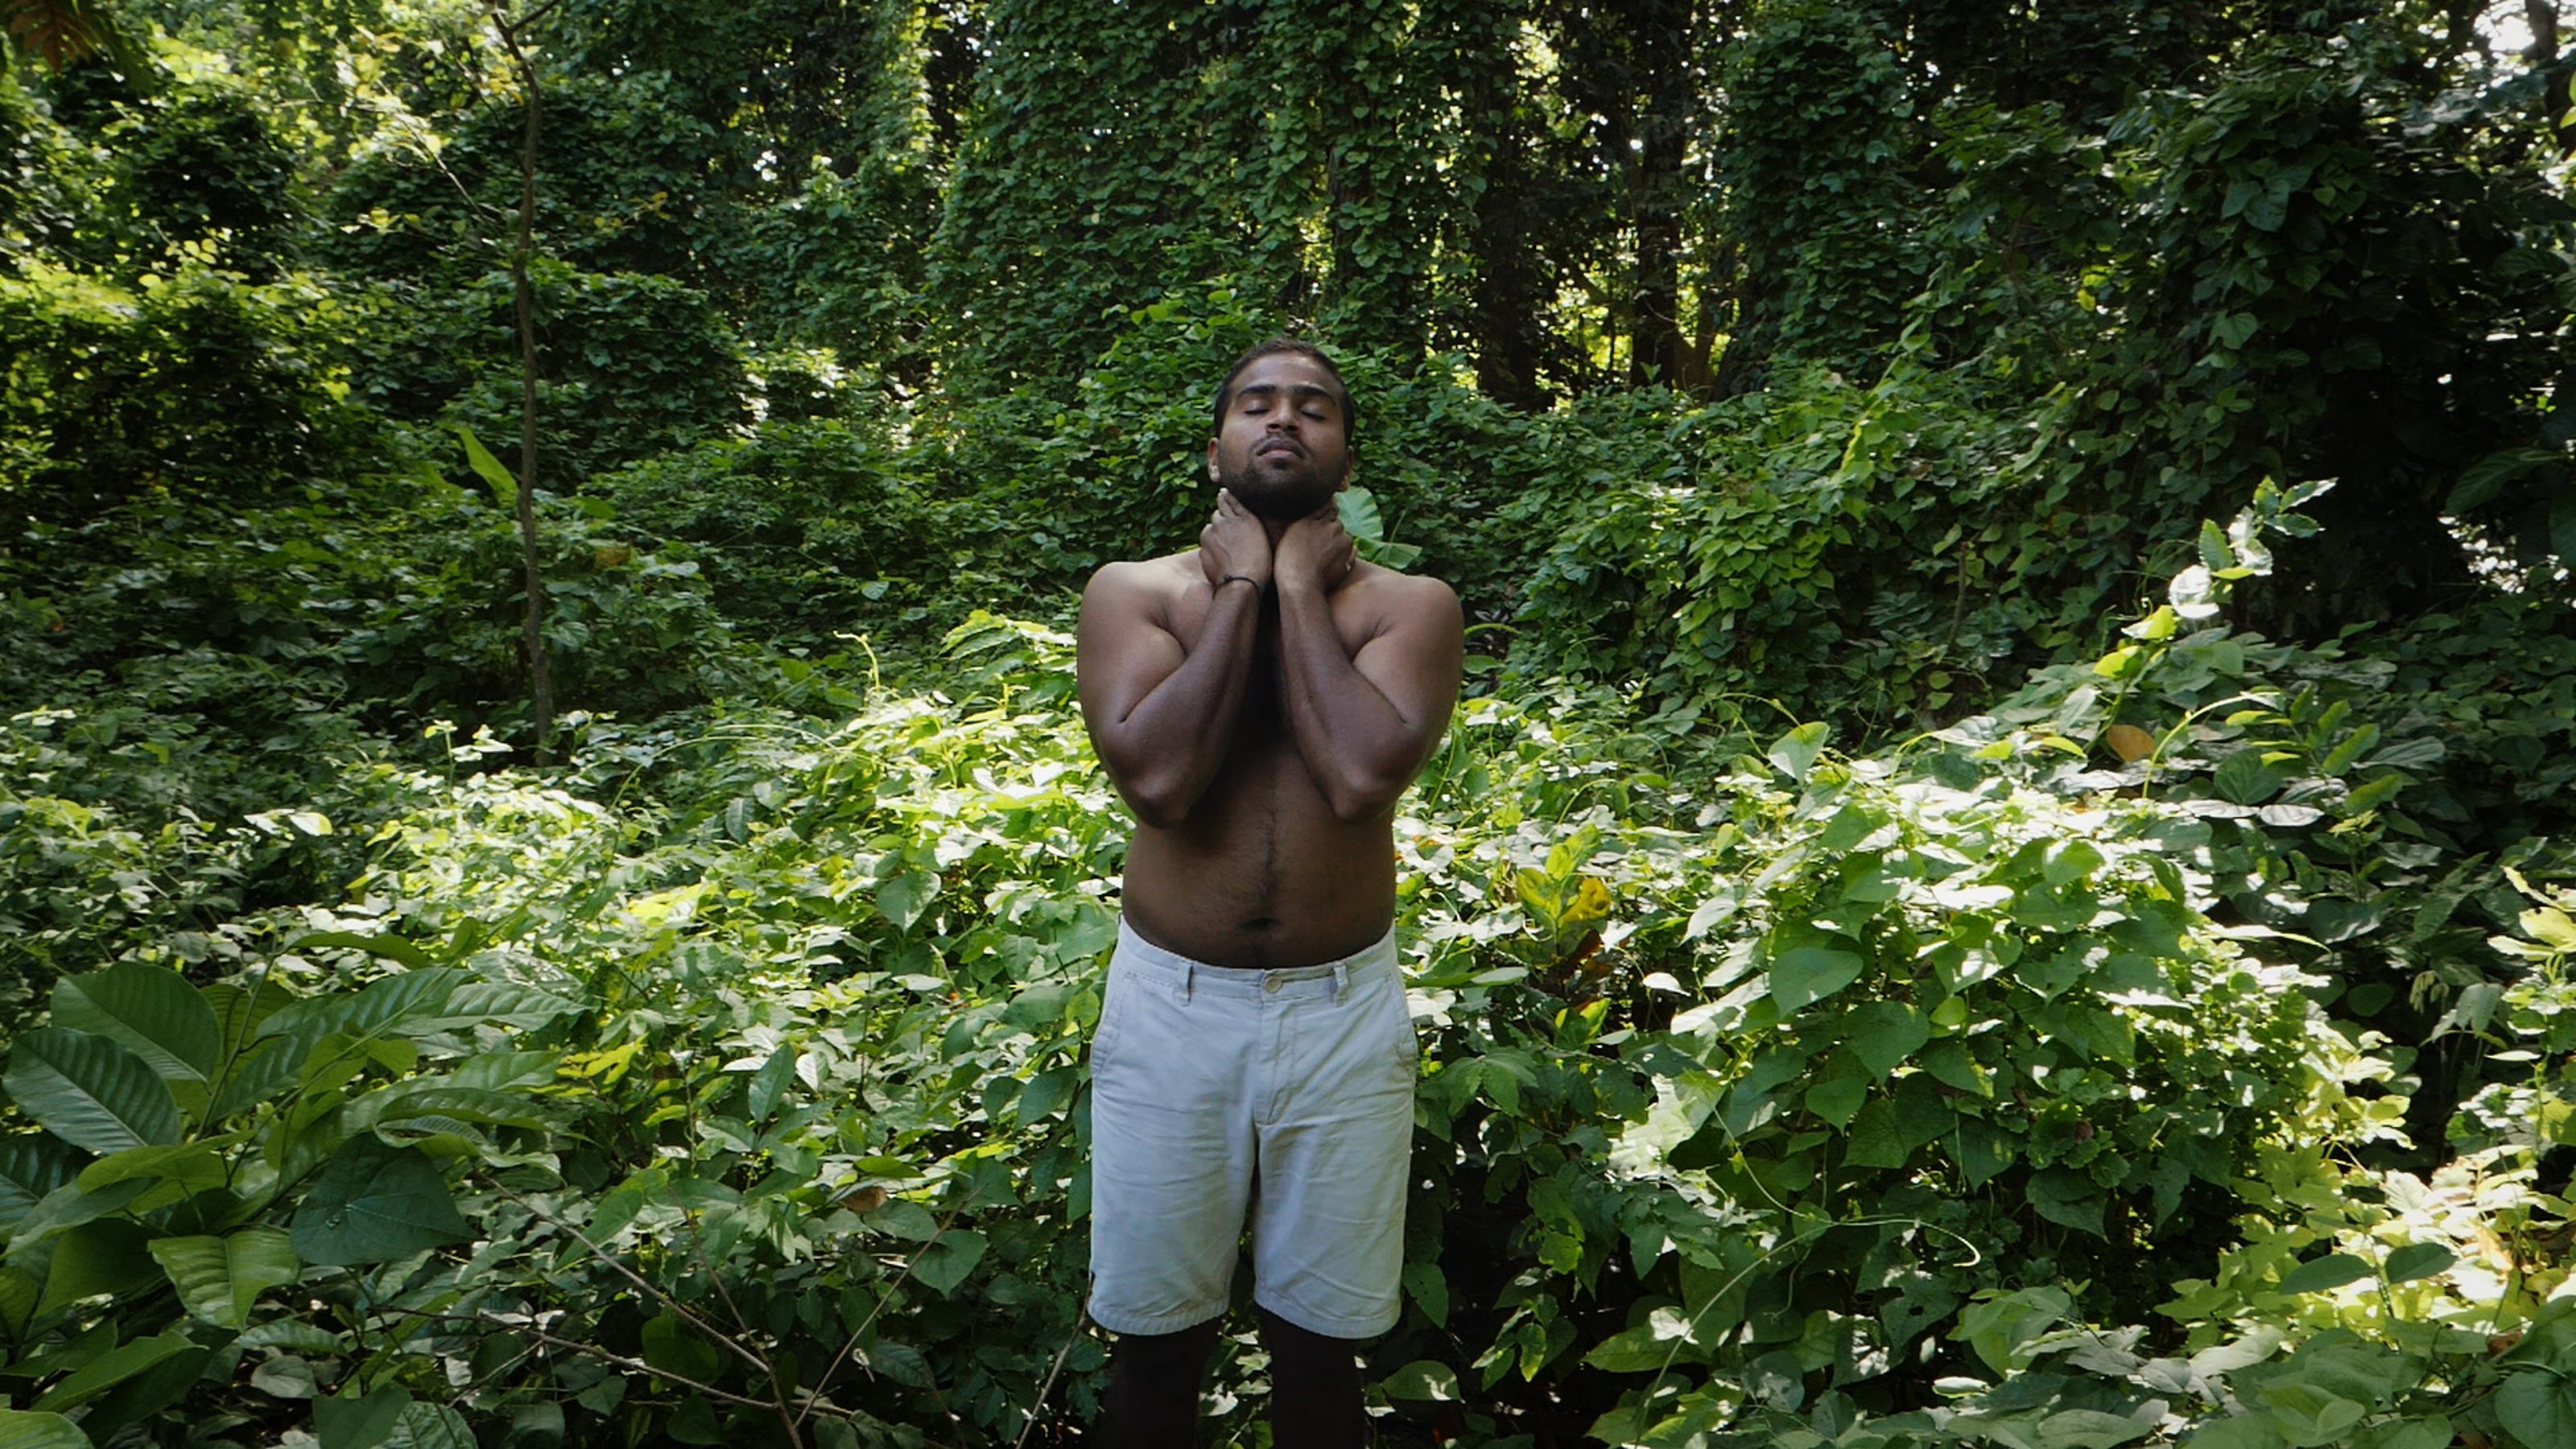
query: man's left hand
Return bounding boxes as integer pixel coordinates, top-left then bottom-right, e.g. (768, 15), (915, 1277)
(1276, 507), (1358, 596)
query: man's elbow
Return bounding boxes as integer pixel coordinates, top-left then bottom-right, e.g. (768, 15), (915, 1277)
(1323, 773), (1407, 824)
(1127, 792), (1191, 830)
(1115, 769), (1198, 829)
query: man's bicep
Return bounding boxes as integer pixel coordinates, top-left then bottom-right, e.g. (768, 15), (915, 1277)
(1076, 567), (1187, 729)
(1352, 581), (1465, 745)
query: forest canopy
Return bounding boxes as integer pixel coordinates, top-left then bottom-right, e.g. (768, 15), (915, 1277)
(2, 1), (2574, 1446)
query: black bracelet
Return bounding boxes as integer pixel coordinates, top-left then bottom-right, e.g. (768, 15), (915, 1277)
(1218, 573), (1263, 592)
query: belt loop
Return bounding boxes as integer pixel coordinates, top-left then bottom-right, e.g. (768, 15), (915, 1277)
(1332, 961), (1350, 1004)
(1177, 960), (1195, 1005)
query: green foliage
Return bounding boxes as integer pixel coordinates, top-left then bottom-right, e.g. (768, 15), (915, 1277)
(0, 262), (369, 535)
(1715, 2), (1928, 381)
(96, 76), (305, 278)
(346, 262), (749, 485)
(14, 517), (2566, 1444)
(593, 419), (950, 651)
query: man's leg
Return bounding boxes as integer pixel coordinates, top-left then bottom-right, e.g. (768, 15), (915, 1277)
(1100, 1317), (1224, 1448)
(1258, 1307), (1365, 1448)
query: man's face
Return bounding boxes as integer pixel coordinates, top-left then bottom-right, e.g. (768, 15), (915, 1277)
(1206, 353), (1352, 522)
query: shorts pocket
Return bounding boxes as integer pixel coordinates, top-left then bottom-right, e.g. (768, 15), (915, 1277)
(1382, 977), (1420, 1071)
(1092, 968), (1133, 1070)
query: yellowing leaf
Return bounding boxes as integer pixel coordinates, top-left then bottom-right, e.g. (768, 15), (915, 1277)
(2102, 724), (2156, 762)
(2518, 906), (2576, 952)
(1564, 876), (1613, 925)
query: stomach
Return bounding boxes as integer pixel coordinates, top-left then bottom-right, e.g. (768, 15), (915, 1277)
(1118, 742), (1397, 969)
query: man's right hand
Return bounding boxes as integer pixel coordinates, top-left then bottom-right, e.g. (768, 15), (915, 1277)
(1199, 489), (1273, 592)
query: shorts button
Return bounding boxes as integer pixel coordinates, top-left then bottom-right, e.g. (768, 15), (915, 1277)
(1263, 974), (1282, 993)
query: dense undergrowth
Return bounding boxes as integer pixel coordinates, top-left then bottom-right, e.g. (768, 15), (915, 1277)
(5, 476), (2574, 1447)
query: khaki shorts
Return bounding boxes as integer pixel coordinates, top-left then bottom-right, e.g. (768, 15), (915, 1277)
(1086, 919), (1415, 1339)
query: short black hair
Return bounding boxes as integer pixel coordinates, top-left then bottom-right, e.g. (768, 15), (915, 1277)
(1212, 337), (1355, 448)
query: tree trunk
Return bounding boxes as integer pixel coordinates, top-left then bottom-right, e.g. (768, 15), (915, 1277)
(1461, 6), (1550, 411)
(1626, 0), (1693, 389)
(492, 2), (555, 762)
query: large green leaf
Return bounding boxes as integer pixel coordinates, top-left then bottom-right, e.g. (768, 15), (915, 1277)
(208, 1038), (300, 1121)
(316, 1385), (414, 1449)
(1769, 943), (1864, 1014)
(258, 972), (468, 1098)
(289, 1139), (472, 1266)
(150, 1227), (299, 1328)
(0, 1266), (39, 1338)
(1379, 1360), (1463, 1402)
(62, 1339), (211, 1445)
(0, 1410), (89, 1449)
(426, 981), (582, 1032)
(289, 931), (437, 972)
(2025, 1168), (2107, 1237)
(31, 1330), (200, 1412)
(258, 970), (465, 1053)
(4, 1029), (182, 1154)
(908, 1228), (985, 1295)
(2382, 1242), (2455, 1284)
(458, 427), (518, 511)
(1766, 722), (1831, 782)
(0, 1136), (81, 1228)
(1843, 1001), (1928, 1078)
(2211, 749), (2287, 807)
(33, 1219), (158, 1316)
(2277, 1253), (2372, 1296)
(2444, 446), (2556, 514)
(1335, 485), (1388, 540)
(2033, 1409), (2153, 1447)
(6, 1179), (151, 1257)
(52, 964), (221, 1085)
(2496, 1368), (2576, 1449)
(77, 1141), (229, 1195)
(641, 1315), (721, 1382)
(386, 1402), (474, 1449)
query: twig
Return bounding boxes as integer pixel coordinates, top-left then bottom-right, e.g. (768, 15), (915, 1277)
(702, 1251), (803, 1436)
(486, 1180), (793, 1402)
(394, 1309), (785, 1413)
(795, 1191), (979, 1429)
(1010, 1327), (1083, 1449)
(484, 0), (555, 762)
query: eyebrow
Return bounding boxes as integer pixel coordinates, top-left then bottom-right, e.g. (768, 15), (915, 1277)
(1233, 382), (1340, 412)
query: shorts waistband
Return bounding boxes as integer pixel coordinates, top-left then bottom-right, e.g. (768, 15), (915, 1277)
(1114, 918), (1397, 1000)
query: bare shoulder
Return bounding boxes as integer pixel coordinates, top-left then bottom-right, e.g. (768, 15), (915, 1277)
(1354, 561), (1462, 629)
(1083, 552), (1197, 613)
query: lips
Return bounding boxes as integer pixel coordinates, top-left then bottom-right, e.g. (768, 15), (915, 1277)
(1254, 440), (1302, 460)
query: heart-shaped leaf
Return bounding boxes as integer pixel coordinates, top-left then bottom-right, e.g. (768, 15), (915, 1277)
(289, 1139), (471, 1266)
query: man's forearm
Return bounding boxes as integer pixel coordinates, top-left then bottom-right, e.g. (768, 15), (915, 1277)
(1101, 580), (1260, 826)
(1274, 580), (1418, 822)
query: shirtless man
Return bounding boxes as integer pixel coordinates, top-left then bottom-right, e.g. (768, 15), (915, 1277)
(1075, 339), (1463, 1447)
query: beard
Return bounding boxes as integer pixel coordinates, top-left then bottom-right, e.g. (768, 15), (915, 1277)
(1216, 448), (1338, 521)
